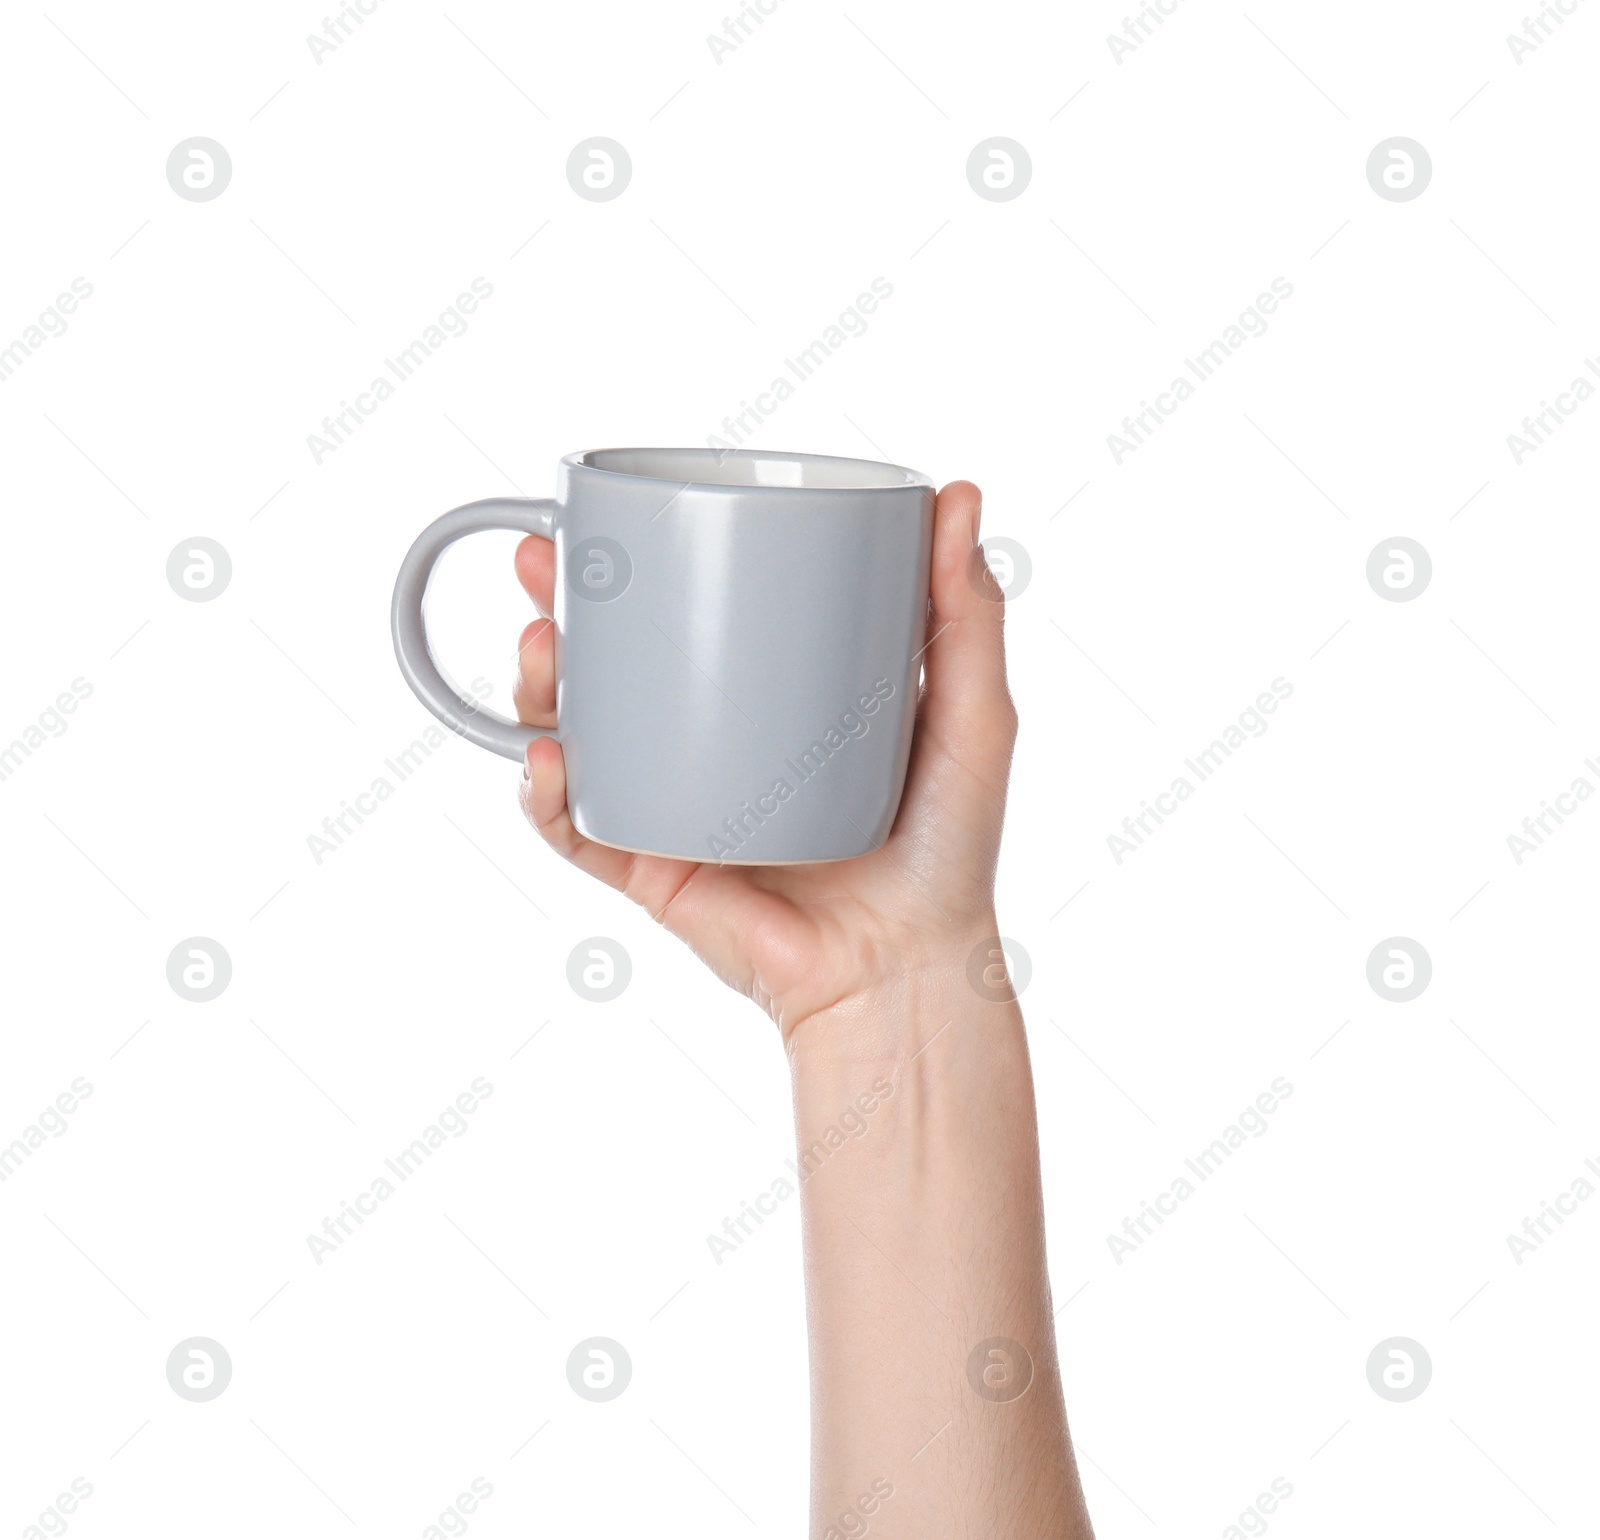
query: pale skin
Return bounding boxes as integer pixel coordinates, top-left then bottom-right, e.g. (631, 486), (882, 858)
(513, 481), (1094, 1539)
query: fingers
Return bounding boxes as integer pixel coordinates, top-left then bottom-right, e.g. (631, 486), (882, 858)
(518, 736), (639, 888)
(519, 736), (719, 926)
(918, 480), (1017, 762)
(515, 533), (556, 616)
(512, 617), (556, 728)
(512, 539), (646, 896)
(513, 533), (557, 728)
(518, 737), (807, 1016)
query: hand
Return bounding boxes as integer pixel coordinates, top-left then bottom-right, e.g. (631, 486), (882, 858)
(517, 480), (1089, 1538)
(513, 480), (1016, 1043)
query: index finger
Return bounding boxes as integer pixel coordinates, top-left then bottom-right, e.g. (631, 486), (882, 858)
(514, 533), (556, 617)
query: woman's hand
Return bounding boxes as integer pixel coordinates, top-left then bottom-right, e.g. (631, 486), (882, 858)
(512, 480), (1016, 1044)
(517, 480), (1092, 1536)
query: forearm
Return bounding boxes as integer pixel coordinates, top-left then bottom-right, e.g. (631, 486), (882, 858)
(788, 938), (1093, 1539)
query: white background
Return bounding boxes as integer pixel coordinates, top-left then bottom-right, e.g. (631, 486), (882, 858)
(2, 1), (1597, 1535)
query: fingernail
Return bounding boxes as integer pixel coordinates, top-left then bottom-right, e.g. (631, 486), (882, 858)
(971, 497), (982, 546)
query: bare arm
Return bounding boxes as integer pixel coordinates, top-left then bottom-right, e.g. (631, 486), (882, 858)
(792, 971), (1089, 1537)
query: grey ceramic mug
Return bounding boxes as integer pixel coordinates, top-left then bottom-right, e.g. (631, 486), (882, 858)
(392, 448), (935, 864)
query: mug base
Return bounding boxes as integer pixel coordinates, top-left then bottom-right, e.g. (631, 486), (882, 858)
(569, 815), (879, 867)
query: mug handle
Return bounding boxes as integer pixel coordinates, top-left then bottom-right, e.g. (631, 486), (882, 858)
(391, 497), (557, 762)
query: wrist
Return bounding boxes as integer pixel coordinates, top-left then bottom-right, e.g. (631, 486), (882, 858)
(784, 920), (1031, 1091)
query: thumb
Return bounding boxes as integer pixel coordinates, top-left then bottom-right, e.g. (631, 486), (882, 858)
(917, 480), (1017, 774)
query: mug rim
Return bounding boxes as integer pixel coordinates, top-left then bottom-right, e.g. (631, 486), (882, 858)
(564, 446), (934, 494)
